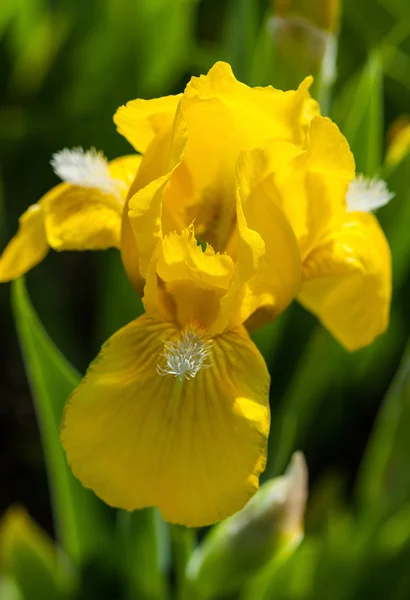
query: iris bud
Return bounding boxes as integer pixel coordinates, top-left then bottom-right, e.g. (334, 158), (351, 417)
(186, 452), (308, 599)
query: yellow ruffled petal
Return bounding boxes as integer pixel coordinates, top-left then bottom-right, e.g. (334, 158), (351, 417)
(0, 204), (48, 282)
(114, 94), (182, 153)
(168, 62), (316, 252)
(275, 116), (355, 258)
(185, 62), (315, 146)
(143, 225), (234, 329)
(61, 314), (270, 527)
(298, 212), (391, 350)
(119, 62), (317, 261)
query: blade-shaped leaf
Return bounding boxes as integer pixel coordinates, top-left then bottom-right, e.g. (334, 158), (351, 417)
(332, 51), (383, 175)
(0, 506), (77, 600)
(116, 509), (170, 600)
(11, 278), (112, 565)
(356, 341), (410, 519)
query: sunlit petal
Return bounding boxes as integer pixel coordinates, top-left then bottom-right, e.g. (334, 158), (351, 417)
(61, 315), (270, 527)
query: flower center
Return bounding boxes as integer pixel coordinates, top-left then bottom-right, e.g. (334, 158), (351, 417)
(346, 174), (394, 213)
(50, 147), (123, 196)
(157, 326), (212, 382)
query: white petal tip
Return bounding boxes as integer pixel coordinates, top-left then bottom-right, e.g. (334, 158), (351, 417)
(346, 174), (394, 213)
(50, 147), (122, 196)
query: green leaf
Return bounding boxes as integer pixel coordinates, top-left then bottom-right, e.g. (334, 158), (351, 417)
(116, 509), (169, 600)
(171, 525), (195, 600)
(224, 0), (259, 84)
(0, 576), (23, 600)
(0, 506), (77, 600)
(356, 341), (410, 519)
(94, 249), (144, 346)
(266, 327), (347, 477)
(11, 278), (112, 565)
(332, 51), (383, 175)
(380, 153), (410, 290)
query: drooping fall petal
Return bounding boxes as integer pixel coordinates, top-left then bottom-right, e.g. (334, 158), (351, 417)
(46, 155), (141, 251)
(298, 212), (391, 350)
(61, 314), (270, 527)
(0, 204), (48, 282)
(0, 155), (141, 282)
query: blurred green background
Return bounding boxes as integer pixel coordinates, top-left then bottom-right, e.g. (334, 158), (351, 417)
(1, 0), (410, 599)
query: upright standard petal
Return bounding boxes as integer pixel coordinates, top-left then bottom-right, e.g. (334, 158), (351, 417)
(61, 314), (270, 527)
(298, 212), (391, 350)
(0, 204), (48, 282)
(185, 62), (316, 146)
(114, 95), (182, 153)
(211, 146), (302, 334)
(121, 110), (188, 293)
(275, 116), (355, 258)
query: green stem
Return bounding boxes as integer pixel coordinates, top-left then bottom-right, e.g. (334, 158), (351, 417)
(117, 508), (168, 600)
(171, 525), (195, 600)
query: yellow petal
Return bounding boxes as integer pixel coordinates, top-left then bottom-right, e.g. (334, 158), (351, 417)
(237, 148), (302, 330)
(46, 154), (142, 251)
(61, 315), (270, 527)
(108, 154), (142, 200)
(298, 212), (391, 350)
(121, 116), (188, 292)
(0, 155), (141, 282)
(143, 225), (234, 329)
(171, 63), (316, 252)
(275, 116), (355, 258)
(211, 147), (302, 333)
(44, 183), (123, 250)
(185, 62), (315, 146)
(0, 204), (48, 282)
(114, 94), (182, 153)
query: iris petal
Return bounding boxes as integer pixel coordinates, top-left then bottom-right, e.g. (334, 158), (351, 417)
(0, 155), (141, 281)
(0, 204), (48, 282)
(61, 314), (270, 527)
(298, 212), (391, 350)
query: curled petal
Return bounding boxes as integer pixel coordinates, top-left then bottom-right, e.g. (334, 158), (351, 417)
(61, 315), (270, 527)
(143, 225), (234, 329)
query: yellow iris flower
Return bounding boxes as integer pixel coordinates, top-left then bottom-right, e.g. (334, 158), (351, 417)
(0, 62), (391, 526)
